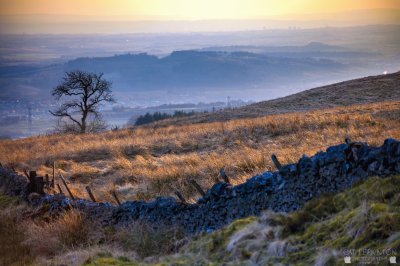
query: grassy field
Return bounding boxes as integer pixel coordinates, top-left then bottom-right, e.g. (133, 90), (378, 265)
(0, 100), (399, 204)
(155, 71), (400, 126)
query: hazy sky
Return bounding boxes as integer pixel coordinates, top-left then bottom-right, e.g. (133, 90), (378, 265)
(1, 0), (400, 19)
(1, 0), (399, 33)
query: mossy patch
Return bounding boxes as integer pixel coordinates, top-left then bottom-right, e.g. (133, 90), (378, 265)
(150, 175), (400, 266)
(84, 257), (139, 266)
(0, 193), (18, 208)
(279, 175), (400, 264)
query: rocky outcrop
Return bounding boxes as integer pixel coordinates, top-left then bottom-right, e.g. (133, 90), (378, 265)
(1, 139), (400, 234)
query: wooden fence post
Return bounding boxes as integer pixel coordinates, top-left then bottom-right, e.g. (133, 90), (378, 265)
(52, 162), (56, 188)
(85, 186), (97, 202)
(111, 191), (121, 206)
(57, 184), (63, 194)
(24, 171), (45, 195)
(45, 174), (49, 188)
(59, 175), (75, 200)
(190, 180), (206, 197)
(23, 169), (31, 180)
(271, 154), (282, 170)
(175, 191), (187, 204)
(219, 168), (230, 184)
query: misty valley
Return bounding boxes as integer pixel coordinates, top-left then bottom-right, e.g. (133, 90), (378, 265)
(1, 25), (400, 138)
(1, 2), (400, 265)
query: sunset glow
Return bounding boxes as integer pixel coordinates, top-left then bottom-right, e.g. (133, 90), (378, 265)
(1, 0), (400, 19)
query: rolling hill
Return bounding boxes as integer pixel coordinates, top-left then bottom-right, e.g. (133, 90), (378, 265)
(1, 72), (400, 265)
(154, 70), (400, 126)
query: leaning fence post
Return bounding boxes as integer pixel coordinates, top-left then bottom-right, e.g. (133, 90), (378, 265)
(52, 162), (56, 188)
(23, 169), (31, 180)
(219, 168), (230, 184)
(85, 186), (97, 202)
(175, 191), (187, 204)
(60, 175), (75, 200)
(271, 154), (282, 170)
(57, 184), (64, 194)
(111, 191), (121, 206)
(190, 180), (206, 197)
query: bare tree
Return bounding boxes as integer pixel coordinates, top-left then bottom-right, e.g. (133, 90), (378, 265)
(50, 70), (115, 133)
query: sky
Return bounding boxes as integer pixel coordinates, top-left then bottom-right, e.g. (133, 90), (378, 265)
(1, 0), (400, 19)
(0, 0), (399, 33)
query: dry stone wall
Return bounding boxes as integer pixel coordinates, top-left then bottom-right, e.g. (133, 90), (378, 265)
(1, 139), (399, 234)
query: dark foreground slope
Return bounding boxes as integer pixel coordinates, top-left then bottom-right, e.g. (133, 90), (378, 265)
(1, 138), (400, 265)
(1, 138), (399, 234)
(154, 71), (400, 125)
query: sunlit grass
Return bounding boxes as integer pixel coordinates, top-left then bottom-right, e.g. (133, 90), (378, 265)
(0, 101), (399, 202)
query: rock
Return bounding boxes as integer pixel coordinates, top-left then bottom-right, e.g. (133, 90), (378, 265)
(246, 172), (273, 188)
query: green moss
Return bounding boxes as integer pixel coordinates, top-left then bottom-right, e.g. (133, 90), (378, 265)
(278, 194), (344, 237)
(206, 217), (257, 253)
(118, 256), (131, 262)
(387, 235), (400, 250)
(86, 175), (400, 266)
(0, 194), (18, 208)
(370, 203), (389, 213)
(84, 257), (139, 266)
(281, 175), (400, 265)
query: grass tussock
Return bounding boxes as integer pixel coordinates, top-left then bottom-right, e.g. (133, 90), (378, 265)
(0, 196), (34, 266)
(23, 209), (103, 257)
(0, 101), (399, 203)
(0, 196), (189, 265)
(112, 222), (187, 258)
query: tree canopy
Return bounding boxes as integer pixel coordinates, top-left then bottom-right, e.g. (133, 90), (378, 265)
(50, 70), (115, 133)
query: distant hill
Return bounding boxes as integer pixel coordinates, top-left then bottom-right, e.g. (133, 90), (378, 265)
(153, 71), (400, 125)
(1, 50), (345, 92)
(0, 45), (377, 101)
(200, 42), (378, 59)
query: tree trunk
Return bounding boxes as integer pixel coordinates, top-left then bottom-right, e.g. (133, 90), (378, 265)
(81, 112), (88, 133)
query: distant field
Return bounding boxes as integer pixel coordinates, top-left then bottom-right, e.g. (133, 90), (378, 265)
(1, 100), (399, 203)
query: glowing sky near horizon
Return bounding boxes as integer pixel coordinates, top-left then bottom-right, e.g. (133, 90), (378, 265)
(1, 0), (400, 19)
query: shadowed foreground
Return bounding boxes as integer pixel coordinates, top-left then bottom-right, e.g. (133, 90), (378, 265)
(1, 139), (399, 265)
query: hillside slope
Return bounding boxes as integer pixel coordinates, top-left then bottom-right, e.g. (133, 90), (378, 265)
(1, 101), (400, 204)
(155, 71), (400, 126)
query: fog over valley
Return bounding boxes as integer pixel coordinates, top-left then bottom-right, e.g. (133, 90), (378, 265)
(1, 24), (400, 138)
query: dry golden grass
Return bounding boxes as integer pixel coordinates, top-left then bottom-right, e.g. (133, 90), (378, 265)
(0, 202), (34, 266)
(0, 198), (184, 265)
(23, 209), (103, 257)
(1, 101), (400, 203)
(154, 71), (400, 126)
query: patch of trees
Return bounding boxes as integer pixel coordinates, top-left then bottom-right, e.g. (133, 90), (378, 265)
(133, 111), (195, 126)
